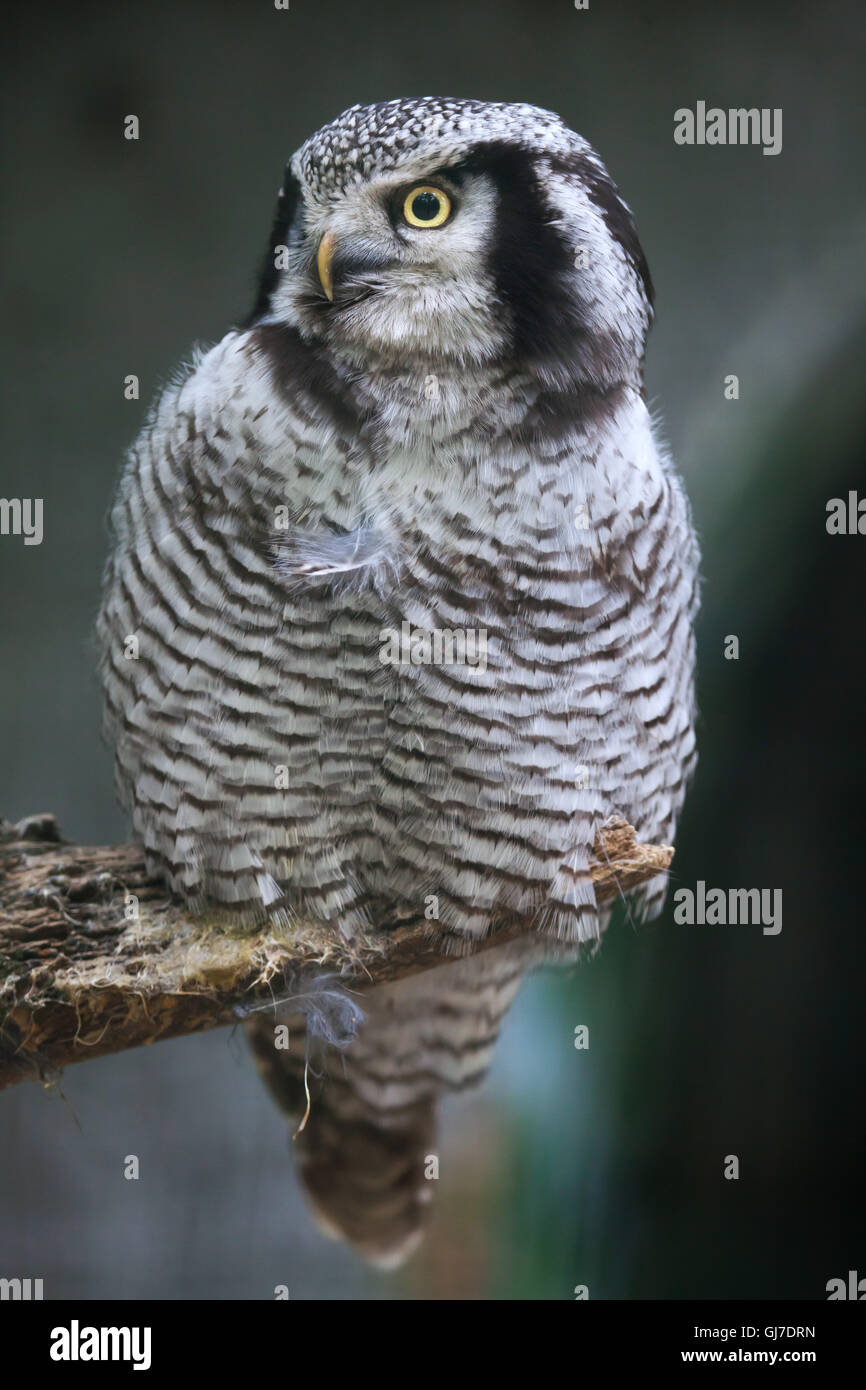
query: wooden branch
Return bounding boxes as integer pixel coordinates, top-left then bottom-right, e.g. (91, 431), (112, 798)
(0, 811), (672, 1092)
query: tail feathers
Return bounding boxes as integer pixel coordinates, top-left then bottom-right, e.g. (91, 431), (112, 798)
(246, 937), (553, 1266)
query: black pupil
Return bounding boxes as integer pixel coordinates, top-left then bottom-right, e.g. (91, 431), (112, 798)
(411, 191), (441, 221)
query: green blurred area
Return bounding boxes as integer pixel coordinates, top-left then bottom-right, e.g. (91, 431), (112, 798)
(1, 0), (864, 1299)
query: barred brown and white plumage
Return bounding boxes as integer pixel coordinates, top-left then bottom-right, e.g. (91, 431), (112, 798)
(98, 97), (697, 943)
(97, 98), (698, 1259)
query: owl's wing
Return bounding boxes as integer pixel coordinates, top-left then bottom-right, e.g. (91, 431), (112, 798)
(98, 330), (391, 923)
(246, 936), (567, 1267)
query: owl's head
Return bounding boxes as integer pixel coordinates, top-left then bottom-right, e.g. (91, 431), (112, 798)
(248, 98), (653, 390)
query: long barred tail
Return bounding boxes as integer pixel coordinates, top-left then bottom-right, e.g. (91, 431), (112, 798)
(246, 936), (560, 1267)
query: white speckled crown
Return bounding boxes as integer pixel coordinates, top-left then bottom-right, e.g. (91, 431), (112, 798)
(291, 97), (588, 197)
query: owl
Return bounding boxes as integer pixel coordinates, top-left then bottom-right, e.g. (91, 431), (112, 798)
(97, 98), (699, 1261)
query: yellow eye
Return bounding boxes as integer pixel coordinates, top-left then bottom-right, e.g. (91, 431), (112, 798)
(402, 185), (452, 229)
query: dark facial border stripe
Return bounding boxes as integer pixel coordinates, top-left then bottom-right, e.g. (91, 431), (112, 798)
(247, 166), (302, 323)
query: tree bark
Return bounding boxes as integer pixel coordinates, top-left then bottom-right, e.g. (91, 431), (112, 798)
(0, 811), (672, 1092)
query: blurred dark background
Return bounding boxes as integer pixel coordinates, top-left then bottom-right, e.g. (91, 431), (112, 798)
(1, 0), (864, 1298)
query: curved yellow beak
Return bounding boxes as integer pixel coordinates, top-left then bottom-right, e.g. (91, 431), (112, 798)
(317, 231), (336, 301)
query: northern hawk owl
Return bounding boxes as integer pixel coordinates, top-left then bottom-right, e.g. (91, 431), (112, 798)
(97, 98), (699, 1261)
(98, 97), (698, 945)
